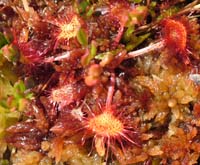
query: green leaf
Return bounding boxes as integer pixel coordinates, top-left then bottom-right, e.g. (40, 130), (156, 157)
(157, 6), (179, 21)
(0, 159), (9, 165)
(130, 0), (142, 3)
(95, 52), (110, 60)
(152, 158), (161, 165)
(12, 80), (33, 103)
(79, 1), (90, 13)
(0, 50), (6, 66)
(90, 41), (97, 57)
(0, 108), (6, 138)
(123, 26), (135, 42)
(0, 77), (13, 99)
(1, 44), (19, 62)
(77, 28), (88, 46)
(126, 33), (150, 51)
(81, 41), (97, 66)
(86, 6), (94, 17)
(14, 80), (26, 93)
(0, 62), (17, 83)
(0, 33), (9, 49)
(95, 49), (121, 60)
(0, 105), (20, 139)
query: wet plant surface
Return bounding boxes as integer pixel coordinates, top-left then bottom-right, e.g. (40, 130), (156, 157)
(0, 0), (200, 164)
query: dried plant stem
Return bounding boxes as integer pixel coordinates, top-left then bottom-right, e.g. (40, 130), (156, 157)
(21, 0), (29, 12)
(45, 41), (165, 62)
(45, 51), (71, 62)
(127, 40), (165, 58)
(177, 3), (200, 16)
(134, 1), (200, 35)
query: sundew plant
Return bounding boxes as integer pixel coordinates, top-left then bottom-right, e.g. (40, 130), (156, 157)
(0, 0), (200, 164)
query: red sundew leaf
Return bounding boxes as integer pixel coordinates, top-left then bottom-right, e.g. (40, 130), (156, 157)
(47, 9), (87, 50)
(32, 21), (53, 40)
(109, 2), (129, 43)
(162, 19), (187, 53)
(161, 18), (193, 65)
(49, 81), (88, 109)
(17, 39), (54, 64)
(31, 104), (49, 132)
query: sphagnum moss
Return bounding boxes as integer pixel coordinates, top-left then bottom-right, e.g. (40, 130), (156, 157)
(0, 0), (200, 165)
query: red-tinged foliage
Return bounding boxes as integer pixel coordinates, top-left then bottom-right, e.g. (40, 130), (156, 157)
(49, 80), (88, 109)
(6, 104), (49, 150)
(16, 39), (54, 64)
(162, 19), (187, 53)
(6, 121), (45, 150)
(161, 18), (191, 65)
(46, 8), (86, 50)
(3, 1), (200, 164)
(50, 102), (141, 161)
(0, 6), (16, 23)
(11, 17), (55, 64)
(11, 22), (54, 64)
(50, 75), (141, 162)
(109, 1), (130, 43)
(39, 96), (58, 123)
(50, 111), (83, 136)
(84, 64), (103, 86)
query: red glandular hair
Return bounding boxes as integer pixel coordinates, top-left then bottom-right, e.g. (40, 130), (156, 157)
(48, 81), (88, 110)
(50, 75), (141, 162)
(50, 102), (141, 162)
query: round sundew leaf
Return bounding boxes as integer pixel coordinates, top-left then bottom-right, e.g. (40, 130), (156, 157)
(163, 19), (187, 52)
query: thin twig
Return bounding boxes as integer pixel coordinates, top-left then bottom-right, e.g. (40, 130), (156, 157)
(44, 51), (71, 62)
(134, 0), (200, 35)
(127, 40), (165, 58)
(21, 0), (29, 12)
